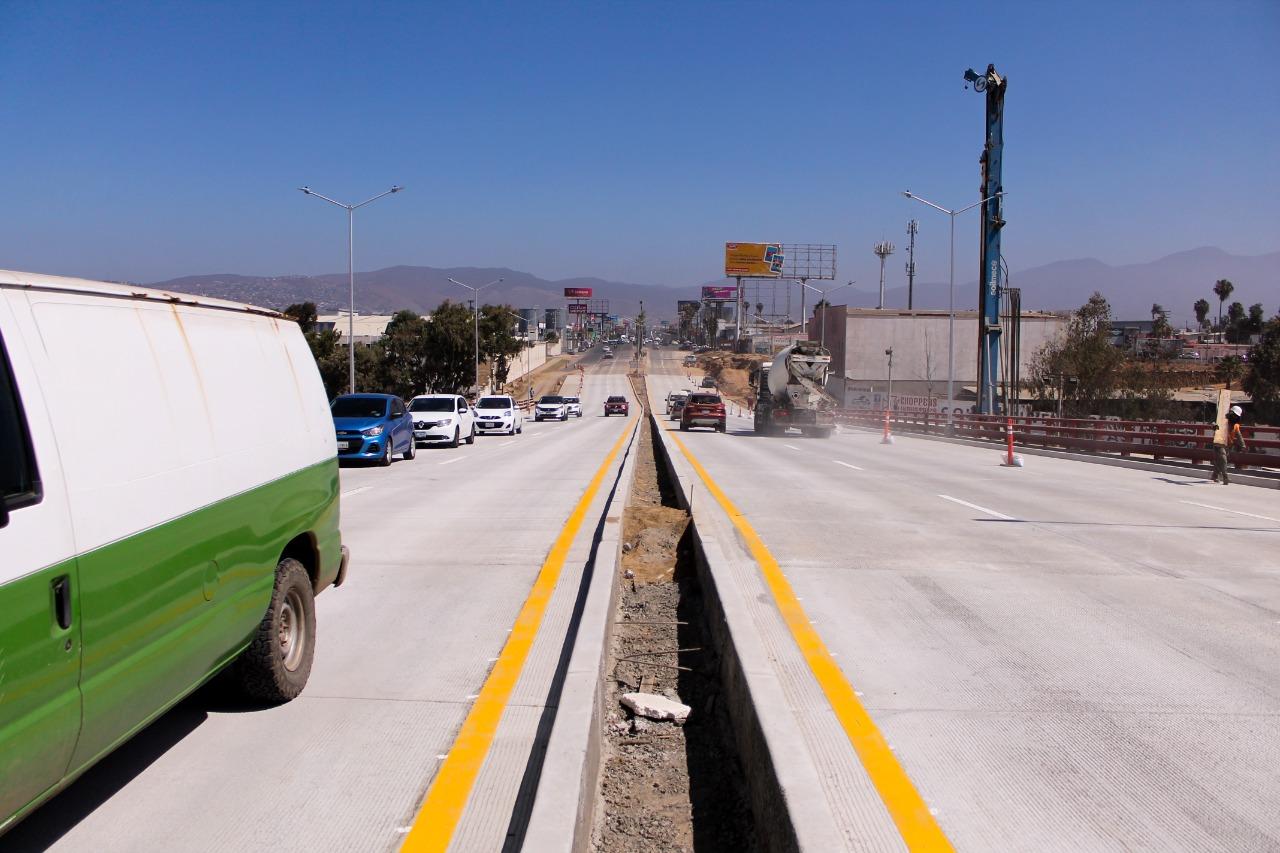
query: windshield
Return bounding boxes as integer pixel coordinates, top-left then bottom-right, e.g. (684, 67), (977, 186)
(564, 397), (580, 404)
(477, 397), (512, 409)
(607, 396), (626, 403)
(331, 397), (388, 418)
(410, 398), (454, 412)
(539, 396), (564, 404)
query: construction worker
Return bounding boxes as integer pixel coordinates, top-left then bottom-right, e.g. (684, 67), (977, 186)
(1211, 405), (1246, 485)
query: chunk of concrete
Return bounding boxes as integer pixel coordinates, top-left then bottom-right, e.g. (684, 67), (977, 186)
(621, 691), (691, 724)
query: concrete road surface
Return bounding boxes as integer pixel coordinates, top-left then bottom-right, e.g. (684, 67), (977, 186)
(6, 356), (639, 853)
(647, 348), (1280, 852)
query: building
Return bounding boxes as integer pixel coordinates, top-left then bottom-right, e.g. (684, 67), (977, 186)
(810, 307), (1067, 409)
(315, 312), (397, 345)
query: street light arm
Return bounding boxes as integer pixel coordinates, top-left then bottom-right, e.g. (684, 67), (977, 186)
(902, 192), (952, 215)
(447, 277), (476, 293)
(353, 185), (401, 208)
(298, 187), (350, 209)
(955, 191), (1005, 215)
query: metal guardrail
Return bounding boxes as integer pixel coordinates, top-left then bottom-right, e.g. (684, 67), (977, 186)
(831, 409), (1280, 470)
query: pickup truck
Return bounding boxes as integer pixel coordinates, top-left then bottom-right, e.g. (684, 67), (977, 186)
(604, 396), (629, 416)
(680, 392), (726, 432)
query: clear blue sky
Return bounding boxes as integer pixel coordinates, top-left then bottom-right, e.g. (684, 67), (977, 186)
(1, 1), (1276, 292)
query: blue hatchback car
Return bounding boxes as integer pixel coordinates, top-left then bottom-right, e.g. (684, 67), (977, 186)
(331, 394), (416, 465)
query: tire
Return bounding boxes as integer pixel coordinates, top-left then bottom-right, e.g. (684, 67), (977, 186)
(466, 426), (475, 445)
(517, 424), (523, 434)
(680, 421), (689, 431)
(449, 428), (460, 449)
(404, 437), (416, 460)
(716, 422), (726, 433)
(379, 441), (393, 466)
(232, 558), (316, 703)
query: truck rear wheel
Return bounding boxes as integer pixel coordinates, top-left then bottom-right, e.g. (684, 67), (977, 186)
(232, 558), (316, 702)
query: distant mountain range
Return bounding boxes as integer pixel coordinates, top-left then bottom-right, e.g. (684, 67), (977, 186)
(149, 247), (1278, 325)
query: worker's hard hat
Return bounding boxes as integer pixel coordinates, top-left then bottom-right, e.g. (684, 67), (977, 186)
(1231, 405), (1243, 416)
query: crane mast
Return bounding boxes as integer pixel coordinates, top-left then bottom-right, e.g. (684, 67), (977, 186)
(966, 64), (1007, 415)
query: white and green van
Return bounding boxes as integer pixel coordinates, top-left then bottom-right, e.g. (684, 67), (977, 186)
(0, 270), (347, 833)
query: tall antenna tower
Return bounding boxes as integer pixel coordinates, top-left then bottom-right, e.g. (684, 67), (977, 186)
(905, 220), (918, 310)
(873, 240), (895, 309)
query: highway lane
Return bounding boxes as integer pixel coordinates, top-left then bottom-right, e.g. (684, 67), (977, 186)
(647, 350), (1280, 852)
(8, 360), (636, 853)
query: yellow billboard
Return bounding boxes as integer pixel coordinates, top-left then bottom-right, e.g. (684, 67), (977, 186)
(724, 242), (784, 277)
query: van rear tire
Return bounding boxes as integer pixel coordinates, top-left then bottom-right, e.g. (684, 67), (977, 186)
(232, 558), (316, 703)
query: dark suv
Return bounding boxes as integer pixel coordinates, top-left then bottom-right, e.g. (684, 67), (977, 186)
(680, 393), (726, 433)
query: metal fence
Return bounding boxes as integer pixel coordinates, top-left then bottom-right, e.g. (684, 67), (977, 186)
(831, 409), (1280, 470)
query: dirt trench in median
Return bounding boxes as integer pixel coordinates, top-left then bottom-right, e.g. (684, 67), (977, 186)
(591, 373), (757, 853)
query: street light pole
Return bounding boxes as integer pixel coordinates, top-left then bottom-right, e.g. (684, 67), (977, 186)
(796, 280), (854, 349)
(901, 189), (1004, 431)
(447, 277), (503, 394)
(299, 185), (403, 395)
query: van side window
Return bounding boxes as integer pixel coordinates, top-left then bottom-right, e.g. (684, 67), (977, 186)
(0, 331), (42, 515)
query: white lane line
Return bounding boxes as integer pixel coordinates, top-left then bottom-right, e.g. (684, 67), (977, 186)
(340, 486), (373, 498)
(834, 460), (864, 471)
(497, 440), (517, 447)
(438, 457), (465, 466)
(938, 494), (1017, 521)
(1180, 501), (1280, 523)
(783, 444), (802, 451)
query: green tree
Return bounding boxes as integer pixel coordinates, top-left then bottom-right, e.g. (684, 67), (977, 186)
(1247, 303), (1265, 336)
(1216, 355), (1246, 390)
(544, 330), (560, 344)
(477, 304), (525, 388)
(1030, 292), (1123, 417)
(283, 301), (319, 334)
(1213, 278), (1234, 329)
(376, 310), (432, 400)
(422, 300), (475, 394)
(1243, 315), (1280, 424)
(1193, 298), (1211, 329)
(1226, 301), (1248, 343)
(1150, 303), (1172, 351)
(283, 301), (347, 398)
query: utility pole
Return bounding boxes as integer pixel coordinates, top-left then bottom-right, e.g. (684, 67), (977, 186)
(905, 220), (918, 310)
(874, 241), (895, 309)
(885, 347), (894, 405)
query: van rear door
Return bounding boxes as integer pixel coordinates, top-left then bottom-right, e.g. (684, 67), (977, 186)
(0, 303), (83, 826)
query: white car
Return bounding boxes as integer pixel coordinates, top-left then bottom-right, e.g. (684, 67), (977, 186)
(534, 394), (569, 421)
(409, 394), (476, 447)
(474, 394), (523, 435)
(563, 396), (583, 418)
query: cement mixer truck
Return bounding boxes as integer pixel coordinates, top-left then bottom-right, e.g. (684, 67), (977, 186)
(750, 341), (838, 437)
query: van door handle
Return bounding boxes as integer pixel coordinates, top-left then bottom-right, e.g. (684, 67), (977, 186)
(52, 575), (73, 630)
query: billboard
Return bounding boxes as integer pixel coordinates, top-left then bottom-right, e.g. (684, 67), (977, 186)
(677, 300), (700, 314)
(567, 303), (588, 314)
(725, 242), (784, 277)
(564, 287), (593, 298)
(702, 285), (738, 300)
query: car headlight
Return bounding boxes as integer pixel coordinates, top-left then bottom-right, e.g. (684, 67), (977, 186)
(504, 410), (512, 416)
(363, 425), (385, 436)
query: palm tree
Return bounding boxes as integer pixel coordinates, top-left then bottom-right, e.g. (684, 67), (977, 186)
(1213, 279), (1234, 330)
(1193, 298), (1211, 329)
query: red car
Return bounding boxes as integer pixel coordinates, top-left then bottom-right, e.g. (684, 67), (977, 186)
(680, 392), (726, 432)
(604, 395), (629, 416)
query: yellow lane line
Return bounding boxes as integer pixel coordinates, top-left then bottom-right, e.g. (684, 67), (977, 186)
(667, 430), (954, 851)
(401, 417), (637, 853)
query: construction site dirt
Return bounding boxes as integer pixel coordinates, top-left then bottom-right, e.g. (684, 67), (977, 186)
(590, 374), (757, 853)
